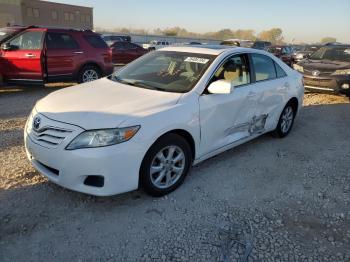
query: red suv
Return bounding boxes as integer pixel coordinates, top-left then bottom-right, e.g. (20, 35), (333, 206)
(0, 27), (113, 84)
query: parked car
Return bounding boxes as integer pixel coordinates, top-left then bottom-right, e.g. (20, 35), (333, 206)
(25, 45), (303, 197)
(0, 27), (113, 85)
(294, 45), (350, 95)
(220, 39), (254, 47)
(102, 34), (131, 46)
(142, 40), (170, 51)
(111, 41), (148, 64)
(252, 41), (271, 50)
(292, 45), (322, 63)
(266, 45), (294, 66)
(0, 26), (30, 45)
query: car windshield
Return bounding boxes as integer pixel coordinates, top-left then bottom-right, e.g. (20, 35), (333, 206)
(110, 51), (216, 93)
(0, 28), (16, 42)
(309, 46), (350, 62)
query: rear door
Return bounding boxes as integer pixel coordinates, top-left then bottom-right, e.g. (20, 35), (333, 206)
(249, 53), (287, 131)
(1, 29), (45, 81)
(44, 31), (81, 81)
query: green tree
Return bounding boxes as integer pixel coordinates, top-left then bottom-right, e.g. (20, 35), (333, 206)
(258, 28), (284, 44)
(320, 37), (337, 43)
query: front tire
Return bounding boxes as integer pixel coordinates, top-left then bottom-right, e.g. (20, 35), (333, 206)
(274, 103), (295, 138)
(140, 134), (192, 197)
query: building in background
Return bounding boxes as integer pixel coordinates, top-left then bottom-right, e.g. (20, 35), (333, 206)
(0, 0), (93, 29)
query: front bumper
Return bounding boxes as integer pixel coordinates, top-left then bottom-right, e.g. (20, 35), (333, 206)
(303, 74), (350, 95)
(24, 112), (146, 196)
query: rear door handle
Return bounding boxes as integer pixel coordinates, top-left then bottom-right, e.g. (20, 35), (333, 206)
(25, 53), (36, 57)
(74, 51), (84, 54)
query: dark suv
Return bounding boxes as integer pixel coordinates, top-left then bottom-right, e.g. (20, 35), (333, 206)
(295, 45), (350, 96)
(0, 27), (113, 85)
(266, 45), (294, 66)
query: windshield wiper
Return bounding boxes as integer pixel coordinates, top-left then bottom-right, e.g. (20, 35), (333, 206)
(113, 77), (166, 91)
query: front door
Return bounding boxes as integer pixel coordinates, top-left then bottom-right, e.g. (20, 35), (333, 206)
(1, 29), (44, 81)
(199, 54), (261, 156)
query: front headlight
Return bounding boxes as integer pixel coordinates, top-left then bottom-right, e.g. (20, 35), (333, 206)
(296, 53), (304, 59)
(332, 69), (350, 75)
(66, 126), (140, 150)
(293, 64), (304, 73)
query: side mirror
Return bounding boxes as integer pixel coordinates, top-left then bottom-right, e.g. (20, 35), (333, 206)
(1, 43), (12, 51)
(208, 80), (234, 94)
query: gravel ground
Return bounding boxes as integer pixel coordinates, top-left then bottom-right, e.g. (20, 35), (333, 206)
(0, 84), (349, 262)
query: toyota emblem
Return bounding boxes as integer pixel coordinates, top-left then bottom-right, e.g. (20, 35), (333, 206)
(33, 116), (41, 130)
(312, 70), (320, 76)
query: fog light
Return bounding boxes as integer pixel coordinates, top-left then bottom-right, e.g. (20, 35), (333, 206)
(342, 83), (350, 89)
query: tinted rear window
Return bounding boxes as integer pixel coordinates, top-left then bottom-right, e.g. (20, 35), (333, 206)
(84, 35), (108, 48)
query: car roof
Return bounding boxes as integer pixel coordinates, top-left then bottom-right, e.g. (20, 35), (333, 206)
(160, 45), (241, 55)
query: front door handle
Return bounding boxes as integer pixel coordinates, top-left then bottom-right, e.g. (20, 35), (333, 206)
(25, 53), (36, 58)
(284, 82), (290, 88)
(74, 51), (84, 54)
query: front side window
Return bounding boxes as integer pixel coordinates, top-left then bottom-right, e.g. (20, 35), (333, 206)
(209, 54), (250, 87)
(46, 33), (79, 49)
(252, 54), (277, 81)
(8, 31), (43, 50)
(111, 51), (216, 93)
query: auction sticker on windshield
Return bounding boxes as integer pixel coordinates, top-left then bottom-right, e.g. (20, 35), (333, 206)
(184, 57), (209, 64)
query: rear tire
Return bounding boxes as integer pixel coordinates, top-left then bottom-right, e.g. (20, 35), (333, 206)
(77, 65), (101, 83)
(140, 134), (192, 197)
(274, 103), (296, 138)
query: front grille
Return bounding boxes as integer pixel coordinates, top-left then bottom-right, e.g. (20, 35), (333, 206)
(304, 69), (334, 76)
(303, 77), (335, 88)
(31, 126), (72, 148)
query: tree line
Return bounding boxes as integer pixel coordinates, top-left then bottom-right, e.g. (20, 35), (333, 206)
(95, 26), (336, 44)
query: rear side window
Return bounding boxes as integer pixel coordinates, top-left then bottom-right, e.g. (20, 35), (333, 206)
(8, 31), (43, 50)
(46, 33), (79, 49)
(251, 54), (277, 81)
(274, 62), (287, 78)
(84, 35), (108, 48)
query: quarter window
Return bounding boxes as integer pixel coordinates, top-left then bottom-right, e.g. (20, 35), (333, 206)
(210, 54), (251, 87)
(251, 54), (277, 81)
(8, 31), (43, 50)
(84, 35), (108, 48)
(274, 62), (287, 78)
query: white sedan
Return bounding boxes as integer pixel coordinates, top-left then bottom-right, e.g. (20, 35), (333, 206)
(25, 46), (304, 197)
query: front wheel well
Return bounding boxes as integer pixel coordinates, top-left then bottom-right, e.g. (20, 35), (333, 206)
(156, 129), (196, 161)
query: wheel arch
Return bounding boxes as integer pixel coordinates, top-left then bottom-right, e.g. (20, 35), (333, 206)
(287, 97), (299, 116)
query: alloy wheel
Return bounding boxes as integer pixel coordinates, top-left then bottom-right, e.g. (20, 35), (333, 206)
(150, 145), (185, 189)
(280, 106), (294, 134)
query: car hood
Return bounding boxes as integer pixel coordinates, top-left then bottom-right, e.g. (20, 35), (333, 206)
(35, 78), (183, 130)
(300, 59), (350, 72)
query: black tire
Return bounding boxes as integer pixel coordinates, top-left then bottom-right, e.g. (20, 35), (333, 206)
(274, 103), (296, 138)
(77, 65), (101, 84)
(140, 133), (192, 197)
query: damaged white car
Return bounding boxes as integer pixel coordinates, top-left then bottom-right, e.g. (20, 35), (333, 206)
(25, 46), (304, 197)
